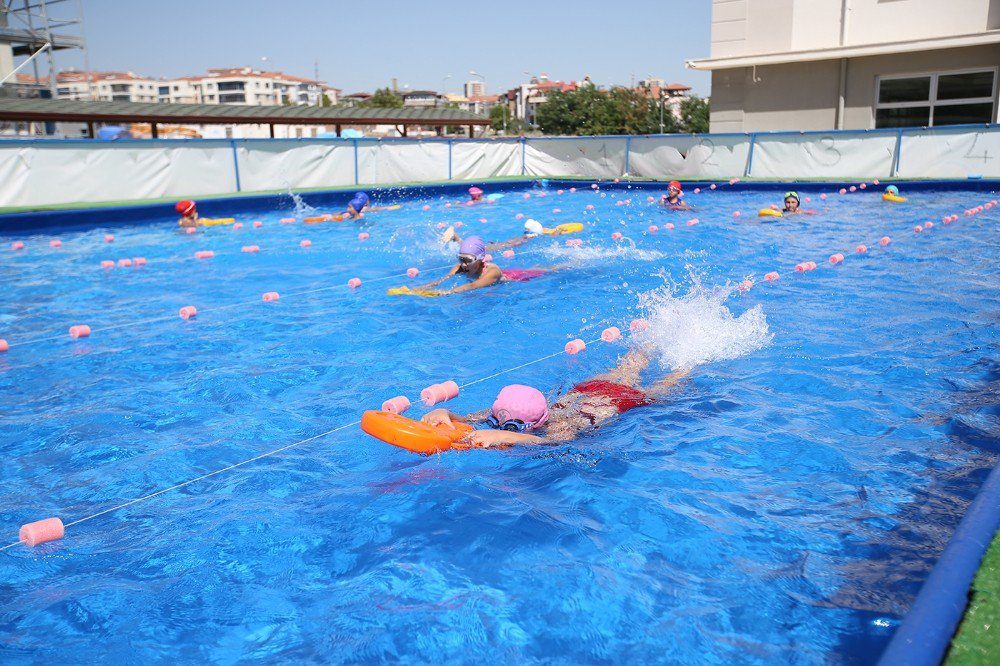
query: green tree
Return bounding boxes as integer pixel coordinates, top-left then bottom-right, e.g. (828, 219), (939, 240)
(362, 87), (404, 109)
(319, 93), (333, 107)
(679, 96), (710, 134)
(489, 103), (523, 134)
(535, 87), (674, 135)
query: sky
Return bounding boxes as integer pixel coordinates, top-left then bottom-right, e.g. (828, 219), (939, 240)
(20, 0), (713, 96)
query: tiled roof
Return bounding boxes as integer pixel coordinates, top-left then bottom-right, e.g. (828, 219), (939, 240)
(0, 98), (490, 126)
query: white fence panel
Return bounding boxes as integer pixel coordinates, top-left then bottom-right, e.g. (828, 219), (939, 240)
(236, 140), (355, 191)
(751, 132), (897, 179)
(451, 140), (522, 180)
(356, 140), (450, 184)
(0, 141), (236, 207)
(628, 135), (749, 179)
(523, 138), (628, 178)
(897, 128), (1000, 179)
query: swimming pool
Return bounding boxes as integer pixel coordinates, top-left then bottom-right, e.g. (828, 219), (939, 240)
(1, 181), (998, 663)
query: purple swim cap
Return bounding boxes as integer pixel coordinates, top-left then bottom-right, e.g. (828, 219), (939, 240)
(492, 385), (549, 430)
(459, 236), (486, 260)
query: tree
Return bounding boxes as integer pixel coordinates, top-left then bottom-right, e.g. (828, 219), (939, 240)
(319, 93), (333, 107)
(362, 87), (403, 109)
(679, 96), (710, 134)
(489, 103), (523, 134)
(535, 86), (675, 136)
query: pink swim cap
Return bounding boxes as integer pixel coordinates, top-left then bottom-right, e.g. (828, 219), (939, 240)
(469, 186), (483, 196)
(492, 384), (549, 430)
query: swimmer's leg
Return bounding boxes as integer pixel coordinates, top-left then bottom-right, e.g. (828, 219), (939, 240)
(589, 350), (651, 388)
(645, 369), (689, 398)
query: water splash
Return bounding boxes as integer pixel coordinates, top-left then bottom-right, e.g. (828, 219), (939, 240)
(283, 181), (315, 217)
(637, 279), (773, 371)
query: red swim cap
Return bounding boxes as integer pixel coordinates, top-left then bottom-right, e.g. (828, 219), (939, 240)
(668, 180), (682, 191)
(175, 200), (197, 216)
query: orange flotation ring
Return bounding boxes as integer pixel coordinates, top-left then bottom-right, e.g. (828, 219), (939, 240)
(303, 213), (347, 224)
(360, 410), (474, 454)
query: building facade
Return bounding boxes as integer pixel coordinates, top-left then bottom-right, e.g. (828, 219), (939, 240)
(688, 0), (1000, 132)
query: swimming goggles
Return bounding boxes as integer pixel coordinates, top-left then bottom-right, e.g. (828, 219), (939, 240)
(784, 191), (799, 201)
(458, 254), (479, 265)
(486, 414), (530, 432)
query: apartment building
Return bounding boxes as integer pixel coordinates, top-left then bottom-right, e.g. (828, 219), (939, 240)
(688, 0), (1000, 132)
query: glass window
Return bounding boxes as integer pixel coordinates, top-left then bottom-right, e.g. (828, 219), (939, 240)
(933, 103), (994, 126)
(158, 86), (170, 95)
(937, 71), (994, 100)
(878, 77), (930, 104)
(876, 107), (930, 128)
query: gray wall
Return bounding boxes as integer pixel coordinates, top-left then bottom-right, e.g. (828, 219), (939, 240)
(710, 45), (1000, 132)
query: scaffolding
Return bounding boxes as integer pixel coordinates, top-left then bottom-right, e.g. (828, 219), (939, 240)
(0, 0), (87, 96)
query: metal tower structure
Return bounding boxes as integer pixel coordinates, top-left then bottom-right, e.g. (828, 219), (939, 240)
(0, 0), (88, 97)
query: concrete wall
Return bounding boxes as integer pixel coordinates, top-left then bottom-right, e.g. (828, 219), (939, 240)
(710, 44), (1000, 132)
(711, 0), (1000, 59)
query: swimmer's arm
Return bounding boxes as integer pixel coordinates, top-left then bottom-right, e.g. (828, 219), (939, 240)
(646, 369), (690, 398)
(466, 429), (547, 448)
(417, 266), (460, 289)
(421, 408), (490, 427)
(446, 265), (501, 294)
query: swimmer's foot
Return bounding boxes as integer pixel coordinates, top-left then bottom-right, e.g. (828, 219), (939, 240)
(441, 226), (457, 243)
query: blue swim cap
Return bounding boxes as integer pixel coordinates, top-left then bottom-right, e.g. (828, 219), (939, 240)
(355, 192), (369, 204)
(349, 197), (365, 211)
(885, 185), (899, 195)
(459, 236), (486, 260)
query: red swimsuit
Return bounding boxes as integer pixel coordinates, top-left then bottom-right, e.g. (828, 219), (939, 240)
(569, 380), (653, 414)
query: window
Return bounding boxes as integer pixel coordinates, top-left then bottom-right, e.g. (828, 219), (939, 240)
(875, 68), (997, 128)
(217, 81), (245, 92)
(110, 84), (130, 93)
(219, 93), (246, 104)
(158, 86), (170, 95)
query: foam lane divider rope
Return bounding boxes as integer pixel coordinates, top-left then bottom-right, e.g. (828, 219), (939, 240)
(3, 325), (636, 549)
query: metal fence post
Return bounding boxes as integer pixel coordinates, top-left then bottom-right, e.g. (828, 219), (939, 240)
(353, 138), (360, 185)
(521, 137), (526, 176)
(448, 139), (453, 180)
(230, 139), (242, 192)
(624, 136), (631, 176)
(892, 129), (903, 177)
(744, 133), (757, 178)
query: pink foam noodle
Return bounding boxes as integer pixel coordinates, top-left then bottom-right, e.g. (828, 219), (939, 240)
(648, 225), (659, 233)
(924, 221), (934, 229)
(348, 277), (362, 288)
(253, 221), (263, 228)
(516, 213), (525, 219)
(454, 222), (464, 228)
(100, 260), (115, 268)
(280, 217), (295, 224)
(381, 396), (412, 414)
(856, 245), (868, 254)
(11, 241), (24, 250)
(630, 319), (649, 332)
(179, 306), (197, 320)
(612, 232), (622, 240)
(849, 186), (857, 192)
(0, 339), (9, 352)
(601, 327), (621, 342)
(839, 188), (847, 195)
(105, 234), (114, 242)
(484, 253), (493, 263)
(242, 245), (260, 253)
(503, 250), (515, 258)
(133, 257), (147, 266)
(195, 250), (215, 259)
(233, 222), (244, 229)
(694, 188), (701, 194)
(665, 223), (675, 230)
(913, 225), (923, 233)
(68, 324), (91, 339)
(19, 517), (64, 547)
(421, 380), (459, 406)
(358, 232), (370, 241)
(732, 211), (741, 217)
(564, 339), (586, 355)
(407, 267), (419, 278)
(262, 292), (280, 302)
(185, 227), (197, 234)
(829, 253), (844, 265)
(880, 236), (891, 246)
(300, 240), (312, 247)
(686, 218), (700, 226)
(50, 240), (62, 248)
(820, 193), (827, 200)
(764, 272), (780, 282)
(118, 259), (133, 267)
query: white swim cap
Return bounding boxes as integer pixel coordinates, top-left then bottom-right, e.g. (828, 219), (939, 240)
(524, 219), (544, 236)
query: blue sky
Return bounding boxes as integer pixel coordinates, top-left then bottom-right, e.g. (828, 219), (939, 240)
(32, 0), (712, 96)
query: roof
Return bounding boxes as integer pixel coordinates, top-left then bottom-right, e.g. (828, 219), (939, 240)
(664, 83), (691, 91)
(0, 98), (490, 127)
(687, 30), (1000, 70)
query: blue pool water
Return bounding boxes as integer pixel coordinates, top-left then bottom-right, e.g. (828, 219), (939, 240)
(1, 182), (998, 663)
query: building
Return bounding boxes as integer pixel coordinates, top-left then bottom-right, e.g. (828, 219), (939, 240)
(340, 92), (372, 107)
(687, 0), (1000, 132)
(464, 80), (485, 98)
(637, 78), (693, 120)
(508, 74), (579, 127)
(400, 90), (442, 108)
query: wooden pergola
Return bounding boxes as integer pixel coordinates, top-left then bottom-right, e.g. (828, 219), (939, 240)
(0, 98), (491, 138)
